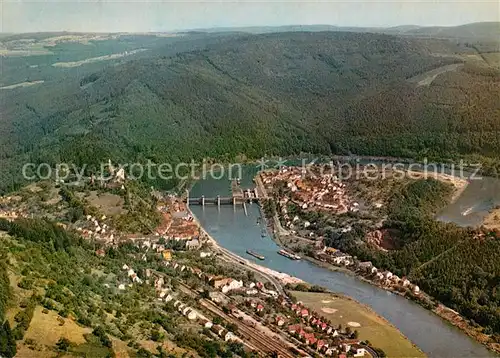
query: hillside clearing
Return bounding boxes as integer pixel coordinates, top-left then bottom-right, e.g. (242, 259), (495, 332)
(24, 306), (92, 347)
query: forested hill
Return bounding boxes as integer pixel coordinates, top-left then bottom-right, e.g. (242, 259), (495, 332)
(1, 31), (500, 192)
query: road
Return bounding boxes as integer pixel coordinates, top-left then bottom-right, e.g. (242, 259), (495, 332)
(216, 245), (286, 296)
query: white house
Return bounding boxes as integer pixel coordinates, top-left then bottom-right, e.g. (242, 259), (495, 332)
(184, 308), (197, 320)
(223, 332), (236, 342)
(221, 279), (244, 294)
(186, 239), (201, 250)
(353, 347), (366, 357)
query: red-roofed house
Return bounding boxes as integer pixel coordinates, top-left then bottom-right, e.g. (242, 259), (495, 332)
(288, 324), (301, 334)
(275, 316), (286, 327)
(305, 334), (317, 346)
(300, 308), (309, 318)
(315, 340), (327, 351)
(277, 296), (288, 306)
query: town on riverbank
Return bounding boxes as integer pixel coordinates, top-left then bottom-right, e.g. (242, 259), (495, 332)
(255, 164), (500, 354)
(1, 159), (498, 357)
(0, 168), (424, 358)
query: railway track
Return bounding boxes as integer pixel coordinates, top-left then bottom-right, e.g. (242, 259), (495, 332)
(200, 299), (297, 358)
(151, 270), (296, 356)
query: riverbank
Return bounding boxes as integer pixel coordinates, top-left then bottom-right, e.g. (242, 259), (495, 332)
(259, 173), (500, 355)
(272, 229), (500, 355)
(187, 205), (303, 287)
(290, 290), (426, 358)
(484, 208), (500, 230)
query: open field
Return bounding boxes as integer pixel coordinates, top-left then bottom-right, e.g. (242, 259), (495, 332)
(86, 191), (126, 216)
(0, 80), (44, 90)
(407, 63), (463, 86)
(290, 291), (426, 358)
(51, 49), (147, 68)
(482, 52), (500, 68)
(24, 306), (92, 347)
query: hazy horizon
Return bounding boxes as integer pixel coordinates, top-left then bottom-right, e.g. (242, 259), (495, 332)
(1, 0), (499, 34)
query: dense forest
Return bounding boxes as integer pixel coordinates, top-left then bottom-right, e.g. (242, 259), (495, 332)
(324, 179), (500, 336)
(1, 31), (499, 193)
(0, 243), (15, 357)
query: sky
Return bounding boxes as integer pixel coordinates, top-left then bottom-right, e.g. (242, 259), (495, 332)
(1, 0), (499, 33)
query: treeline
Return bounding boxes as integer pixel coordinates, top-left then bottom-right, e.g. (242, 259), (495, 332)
(0, 262), (10, 322)
(0, 218), (89, 253)
(0, 262), (15, 358)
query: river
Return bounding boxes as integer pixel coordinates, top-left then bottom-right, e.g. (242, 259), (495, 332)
(189, 165), (498, 357)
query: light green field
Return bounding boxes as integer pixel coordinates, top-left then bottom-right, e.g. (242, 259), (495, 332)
(291, 291), (426, 358)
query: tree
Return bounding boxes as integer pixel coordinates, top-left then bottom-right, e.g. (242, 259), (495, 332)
(0, 321), (17, 358)
(151, 329), (163, 342)
(93, 326), (112, 348)
(56, 337), (71, 351)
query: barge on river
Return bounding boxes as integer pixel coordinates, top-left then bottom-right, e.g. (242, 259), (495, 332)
(278, 249), (301, 260)
(246, 250), (265, 260)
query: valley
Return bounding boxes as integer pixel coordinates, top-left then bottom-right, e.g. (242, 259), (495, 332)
(1, 19), (499, 358)
(1, 24), (500, 194)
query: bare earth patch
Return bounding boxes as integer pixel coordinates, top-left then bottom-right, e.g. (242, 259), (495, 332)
(321, 307), (338, 314)
(112, 337), (131, 358)
(348, 321), (361, 327)
(321, 299), (332, 303)
(87, 191), (126, 216)
(0, 80), (44, 90)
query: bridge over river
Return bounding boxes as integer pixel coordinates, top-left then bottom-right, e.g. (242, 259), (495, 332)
(185, 179), (264, 207)
(188, 165), (497, 358)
